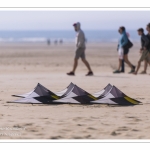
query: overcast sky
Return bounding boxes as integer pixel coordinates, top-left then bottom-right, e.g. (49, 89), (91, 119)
(0, 11), (149, 30)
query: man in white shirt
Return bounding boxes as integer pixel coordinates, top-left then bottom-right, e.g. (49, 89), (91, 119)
(67, 22), (93, 76)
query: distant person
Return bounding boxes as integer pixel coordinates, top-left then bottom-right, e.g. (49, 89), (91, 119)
(113, 26), (135, 73)
(133, 28), (150, 75)
(141, 23), (150, 74)
(147, 23), (150, 51)
(47, 39), (51, 45)
(54, 40), (58, 45)
(67, 22), (93, 76)
(59, 39), (63, 44)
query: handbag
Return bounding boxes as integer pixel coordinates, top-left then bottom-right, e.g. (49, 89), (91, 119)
(123, 39), (133, 49)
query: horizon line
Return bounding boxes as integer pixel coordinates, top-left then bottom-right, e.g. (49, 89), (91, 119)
(0, 29), (138, 31)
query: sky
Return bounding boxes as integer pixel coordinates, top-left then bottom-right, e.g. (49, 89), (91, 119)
(0, 11), (149, 30)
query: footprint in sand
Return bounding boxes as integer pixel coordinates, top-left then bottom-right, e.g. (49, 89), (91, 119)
(41, 118), (48, 119)
(50, 136), (63, 139)
(90, 116), (99, 119)
(128, 122), (136, 125)
(26, 127), (38, 132)
(73, 117), (84, 121)
(126, 116), (142, 122)
(85, 135), (91, 139)
(77, 124), (83, 126)
(30, 129), (38, 132)
(23, 123), (33, 126)
(101, 123), (109, 126)
(87, 127), (96, 130)
(134, 118), (141, 122)
(126, 116), (136, 118)
(62, 129), (71, 132)
(13, 124), (23, 128)
(125, 134), (133, 137)
(111, 131), (121, 136)
(84, 118), (92, 121)
(138, 136), (145, 139)
(132, 129), (139, 132)
(72, 136), (83, 139)
(116, 126), (130, 131)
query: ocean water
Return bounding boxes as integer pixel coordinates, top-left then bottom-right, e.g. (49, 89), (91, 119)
(0, 30), (140, 43)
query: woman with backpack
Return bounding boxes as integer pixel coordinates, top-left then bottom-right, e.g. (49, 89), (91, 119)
(113, 26), (135, 73)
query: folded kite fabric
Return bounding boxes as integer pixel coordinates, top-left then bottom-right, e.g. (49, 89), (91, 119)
(10, 83), (141, 105)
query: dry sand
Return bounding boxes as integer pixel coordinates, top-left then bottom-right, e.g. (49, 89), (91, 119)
(0, 42), (150, 139)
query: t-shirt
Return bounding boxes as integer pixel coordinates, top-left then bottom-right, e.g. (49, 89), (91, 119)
(146, 33), (150, 51)
(141, 33), (149, 50)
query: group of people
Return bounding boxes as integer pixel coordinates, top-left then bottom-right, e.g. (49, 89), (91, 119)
(66, 22), (150, 76)
(114, 23), (150, 75)
(47, 39), (63, 45)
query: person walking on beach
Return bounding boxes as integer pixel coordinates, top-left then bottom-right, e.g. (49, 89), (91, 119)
(139, 23), (150, 74)
(67, 22), (93, 76)
(133, 28), (150, 75)
(47, 39), (51, 45)
(117, 32), (130, 73)
(147, 23), (150, 52)
(113, 26), (135, 73)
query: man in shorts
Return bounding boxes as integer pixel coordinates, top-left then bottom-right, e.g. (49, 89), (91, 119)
(133, 28), (150, 75)
(67, 22), (93, 76)
(138, 23), (150, 74)
(147, 23), (150, 56)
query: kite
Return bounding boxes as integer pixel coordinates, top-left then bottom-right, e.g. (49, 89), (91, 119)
(9, 83), (60, 104)
(91, 86), (141, 105)
(93, 83), (113, 98)
(52, 85), (97, 104)
(10, 84), (97, 104)
(10, 83), (141, 105)
(12, 82), (75, 98)
(54, 82), (75, 96)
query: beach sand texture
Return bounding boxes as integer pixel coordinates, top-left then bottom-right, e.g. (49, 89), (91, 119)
(0, 42), (150, 139)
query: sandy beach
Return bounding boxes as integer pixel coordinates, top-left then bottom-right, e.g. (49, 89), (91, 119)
(0, 42), (150, 139)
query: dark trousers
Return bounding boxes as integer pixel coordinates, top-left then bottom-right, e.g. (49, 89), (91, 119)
(121, 59), (125, 72)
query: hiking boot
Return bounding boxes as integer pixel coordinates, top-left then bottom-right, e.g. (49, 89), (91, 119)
(128, 66), (136, 74)
(67, 71), (75, 76)
(113, 70), (121, 73)
(86, 71), (93, 76)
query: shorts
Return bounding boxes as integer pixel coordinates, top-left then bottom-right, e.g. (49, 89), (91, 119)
(124, 48), (129, 55)
(139, 50), (150, 62)
(118, 48), (124, 60)
(75, 47), (86, 59)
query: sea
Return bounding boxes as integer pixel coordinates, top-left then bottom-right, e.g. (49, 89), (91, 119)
(0, 30), (140, 44)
